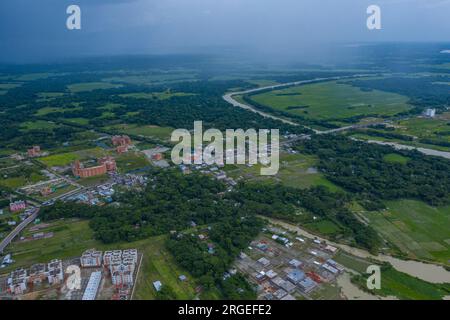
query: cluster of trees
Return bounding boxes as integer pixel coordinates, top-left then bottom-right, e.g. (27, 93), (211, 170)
(355, 128), (415, 142)
(298, 134), (450, 206)
(166, 215), (262, 299)
(40, 169), (261, 299)
(40, 170), (232, 242)
(228, 184), (381, 254)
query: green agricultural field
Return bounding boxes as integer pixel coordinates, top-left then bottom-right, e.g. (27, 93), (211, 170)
(102, 71), (197, 86)
(361, 200), (450, 264)
(120, 91), (195, 100)
(390, 114), (450, 142)
(20, 120), (60, 131)
(105, 123), (174, 141)
(35, 106), (82, 116)
(2, 219), (198, 300)
(383, 153), (409, 165)
(39, 147), (108, 167)
(249, 80), (412, 121)
(0, 164), (47, 189)
(67, 82), (123, 93)
(225, 153), (340, 191)
(0, 83), (22, 90)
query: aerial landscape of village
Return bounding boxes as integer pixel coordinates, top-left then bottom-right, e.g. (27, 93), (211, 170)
(0, 0), (449, 308)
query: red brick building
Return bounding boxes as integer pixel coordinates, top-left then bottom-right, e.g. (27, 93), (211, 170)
(112, 135), (132, 154)
(72, 157), (117, 178)
(112, 135), (131, 147)
(27, 146), (41, 157)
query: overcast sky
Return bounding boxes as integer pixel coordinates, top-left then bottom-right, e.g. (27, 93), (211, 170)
(0, 0), (449, 63)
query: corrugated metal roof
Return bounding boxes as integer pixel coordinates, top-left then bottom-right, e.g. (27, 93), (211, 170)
(82, 271), (102, 300)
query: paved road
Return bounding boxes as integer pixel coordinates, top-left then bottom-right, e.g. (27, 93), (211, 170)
(223, 75), (367, 129)
(0, 208), (39, 254)
(224, 77), (450, 160)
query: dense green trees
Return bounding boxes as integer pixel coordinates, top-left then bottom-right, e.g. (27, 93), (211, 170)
(229, 183), (381, 254)
(297, 134), (450, 206)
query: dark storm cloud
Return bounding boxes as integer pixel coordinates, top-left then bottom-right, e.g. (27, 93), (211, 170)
(0, 0), (449, 63)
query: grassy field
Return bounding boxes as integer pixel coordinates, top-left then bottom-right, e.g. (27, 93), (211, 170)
(249, 80), (412, 121)
(102, 71), (197, 86)
(361, 200), (450, 264)
(334, 252), (450, 300)
(39, 147), (108, 167)
(115, 152), (150, 173)
(104, 123), (174, 141)
(389, 114), (450, 143)
(383, 153), (409, 165)
(20, 120), (60, 131)
(120, 91), (195, 100)
(225, 153), (340, 191)
(67, 82), (123, 93)
(2, 219), (199, 300)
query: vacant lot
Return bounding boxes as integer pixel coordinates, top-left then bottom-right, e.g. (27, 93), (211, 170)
(39, 147), (108, 167)
(225, 153), (340, 191)
(249, 81), (411, 121)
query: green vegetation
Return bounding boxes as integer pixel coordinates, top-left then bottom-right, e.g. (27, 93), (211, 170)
(1, 219), (198, 300)
(67, 82), (123, 93)
(225, 153), (340, 191)
(383, 153), (409, 165)
(119, 91), (195, 100)
(335, 252), (450, 300)
(104, 123), (174, 141)
(298, 134), (450, 206)
(229, 184), (381, 253)
(115, 152), (149, 172)
(362, 200), (450, 263)
(248, 80), (411, 121)
(39, 147), (107, 167)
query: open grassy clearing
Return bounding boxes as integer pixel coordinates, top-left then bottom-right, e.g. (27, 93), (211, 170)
(38, 147), (108, 167)
(388, 114), (450, 142)
(224, 153), (340, 191)
(67, 82), (123, 93)
(383, 153), (409, 165)
(115, 152), (150, 173)
(20, 120), (60, 131)
(2, 219), (198, 300)
(249, 80), (412, 121)
(102, 71), (197, 86)
(104, 123), (174, 141)
(361, 200), (450, 264)
(119, 91), (195, 100)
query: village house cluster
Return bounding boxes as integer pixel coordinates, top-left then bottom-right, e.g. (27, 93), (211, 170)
(236, 227), (344, 300)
